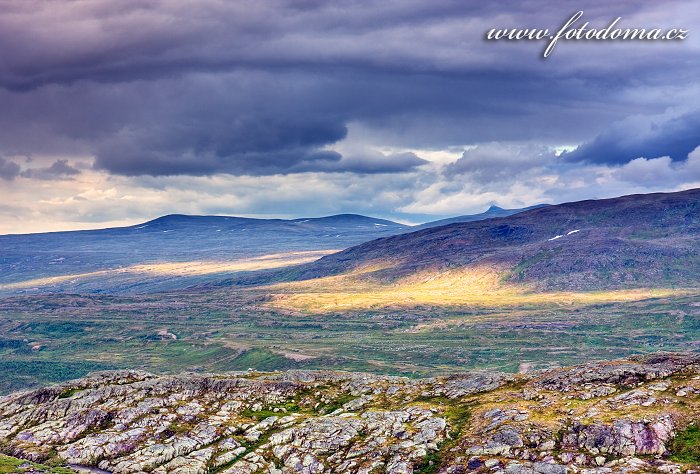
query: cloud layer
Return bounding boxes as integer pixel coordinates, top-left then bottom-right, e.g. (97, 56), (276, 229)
(0, 0), (699, 232)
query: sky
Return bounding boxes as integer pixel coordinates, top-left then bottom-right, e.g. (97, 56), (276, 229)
(1, 0), (699, 234)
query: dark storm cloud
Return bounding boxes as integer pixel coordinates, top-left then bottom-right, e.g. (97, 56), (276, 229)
(563, 109), (700, 164)
(0, 1), (522, 89)
(89, 93), (351, 176)
(0, 0), (697, 177)
(0, 0), (658, 90)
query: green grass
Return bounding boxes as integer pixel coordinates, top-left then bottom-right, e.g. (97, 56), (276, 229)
(57, 388), (82, 399)
(223, 348), (299, 372)
(670, 425), (700, 464)
(321, 393), (357, 414)
(241, 402), (301, 420)
(508, 250), (554, 282)
(165, 421), (196, 436)
(413, 396), (472, 473)
(414, 451), (441, 474)
(0, 360), (116, 394)
(1, 289), (700, 394)
(414, 396), (471, 438)
(0, 454), (74, 473)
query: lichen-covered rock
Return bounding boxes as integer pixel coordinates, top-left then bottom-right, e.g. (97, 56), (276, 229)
(0, 354), (699, 473)
(422, 372), (515, 399)
(531, 353), (700, 397)
(561, 416), (675, 457)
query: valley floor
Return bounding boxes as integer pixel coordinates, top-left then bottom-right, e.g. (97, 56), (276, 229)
(0, 287), (698, 394)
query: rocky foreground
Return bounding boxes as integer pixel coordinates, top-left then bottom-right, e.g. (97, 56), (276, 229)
(1, 354), (699, 473)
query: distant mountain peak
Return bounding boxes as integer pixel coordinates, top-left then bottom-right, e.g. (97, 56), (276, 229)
(416, 203), (548, 230)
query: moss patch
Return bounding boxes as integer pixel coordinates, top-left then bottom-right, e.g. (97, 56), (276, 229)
(0, 454), (74, 473)
(413, 396), (473, 473)
(669, 424), (700, 465)
(241, 402), (300, 421)
(321, 393), (357, 414)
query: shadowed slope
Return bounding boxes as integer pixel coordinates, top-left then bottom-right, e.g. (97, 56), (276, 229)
(281, 188), (700, 292)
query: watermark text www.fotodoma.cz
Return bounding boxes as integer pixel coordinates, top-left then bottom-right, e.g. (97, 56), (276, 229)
(485, 11), (688, 58)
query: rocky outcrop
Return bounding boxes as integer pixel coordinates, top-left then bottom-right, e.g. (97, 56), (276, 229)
(561, 416), (674, 457)
(0, 353), (699, 473)
(531, 354), (700, 398)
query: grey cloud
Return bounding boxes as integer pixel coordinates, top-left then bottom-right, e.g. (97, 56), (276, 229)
(444, 143), (556, 181)
(86, 81), (350, 176)
(21, 159), (81, 180)
(291, 151), (428, 174)
(0, 157), (20, 180)
(0, 66), (640, 177)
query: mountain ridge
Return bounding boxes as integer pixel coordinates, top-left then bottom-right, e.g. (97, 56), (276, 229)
(415, 203), (550, 229)
(1, 213), (410, 237)
(1, 205), (551, 238)
(0, 213), (410, 295)
(278, 188), (700, 292)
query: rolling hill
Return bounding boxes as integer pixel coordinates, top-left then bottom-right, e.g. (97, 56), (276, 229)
(0, 214), (409, 294)
(281, 188), (700, 292)
(0, 205), (549, 295)
(3, 190), (697, 297)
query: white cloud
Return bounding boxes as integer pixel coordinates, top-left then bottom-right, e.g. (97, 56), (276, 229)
(613, 145), (700, 186)
(3, 144), (700, 235)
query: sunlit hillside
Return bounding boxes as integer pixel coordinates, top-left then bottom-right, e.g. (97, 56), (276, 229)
(267, 262), (689, 312)
(0, 250), (334, 294)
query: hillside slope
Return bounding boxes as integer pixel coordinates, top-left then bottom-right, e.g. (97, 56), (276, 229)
(285, 188), (700, 291)
(0, 214), (408, 295)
